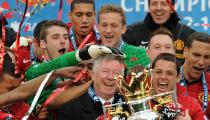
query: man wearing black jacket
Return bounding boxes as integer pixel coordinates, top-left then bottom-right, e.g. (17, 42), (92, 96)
(123, 0), (195, 65)
(57, 54), (130, 120)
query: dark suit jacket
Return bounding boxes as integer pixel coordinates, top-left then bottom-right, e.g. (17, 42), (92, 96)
(57, 91), (129, 120)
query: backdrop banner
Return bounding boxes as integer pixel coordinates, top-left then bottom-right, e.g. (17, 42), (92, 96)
(0, 0), (209, 36)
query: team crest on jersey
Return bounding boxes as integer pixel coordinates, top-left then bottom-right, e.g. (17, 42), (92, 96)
(174, 39), (184, 51)
(198, 92), (210, 102)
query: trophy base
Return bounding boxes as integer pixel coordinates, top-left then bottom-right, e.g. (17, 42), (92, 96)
(128, 109), (158, 120)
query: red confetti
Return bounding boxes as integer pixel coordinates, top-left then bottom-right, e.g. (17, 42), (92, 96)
(1, 1), (10, 10)
(21, 0), (50, 7)
(24, 25), (29, 32)
(4, 12), (13, 19)
(21, 0), (38, 7)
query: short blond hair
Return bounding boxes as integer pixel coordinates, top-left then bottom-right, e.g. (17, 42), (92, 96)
(98, 4), (126, 26)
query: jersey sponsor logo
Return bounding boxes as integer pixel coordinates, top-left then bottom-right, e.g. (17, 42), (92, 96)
(23, 59), (31, 64)
(174, 39), (184, 51)
(141, 41), (148, 45)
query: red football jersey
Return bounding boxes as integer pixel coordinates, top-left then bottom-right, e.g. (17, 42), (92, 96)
(177, 73), (210, 118)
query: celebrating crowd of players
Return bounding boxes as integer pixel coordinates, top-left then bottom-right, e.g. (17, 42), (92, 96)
(0, 0), (210, 120)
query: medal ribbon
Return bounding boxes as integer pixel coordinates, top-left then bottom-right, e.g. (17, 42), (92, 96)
(69, 24), (100, 50)
(179, 66), (208, 112)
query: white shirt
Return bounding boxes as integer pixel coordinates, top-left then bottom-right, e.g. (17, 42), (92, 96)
(98, 96), (114, 105)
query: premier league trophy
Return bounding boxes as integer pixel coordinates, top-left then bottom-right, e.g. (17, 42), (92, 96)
(101, 69), (179, 120)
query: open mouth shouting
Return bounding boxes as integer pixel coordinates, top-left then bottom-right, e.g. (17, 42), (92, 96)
(158, 81), (169, 92)
(193, 65), (205, 74)
(104, 35), (114, 42)
(154, 11), (165, 19)
(58, 48), (66, 55)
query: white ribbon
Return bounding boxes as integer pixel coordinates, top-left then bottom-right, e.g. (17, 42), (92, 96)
(22, 70), (55, 120)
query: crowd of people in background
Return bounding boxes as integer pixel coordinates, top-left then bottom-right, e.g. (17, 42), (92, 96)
(0, 0), (210, 120)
